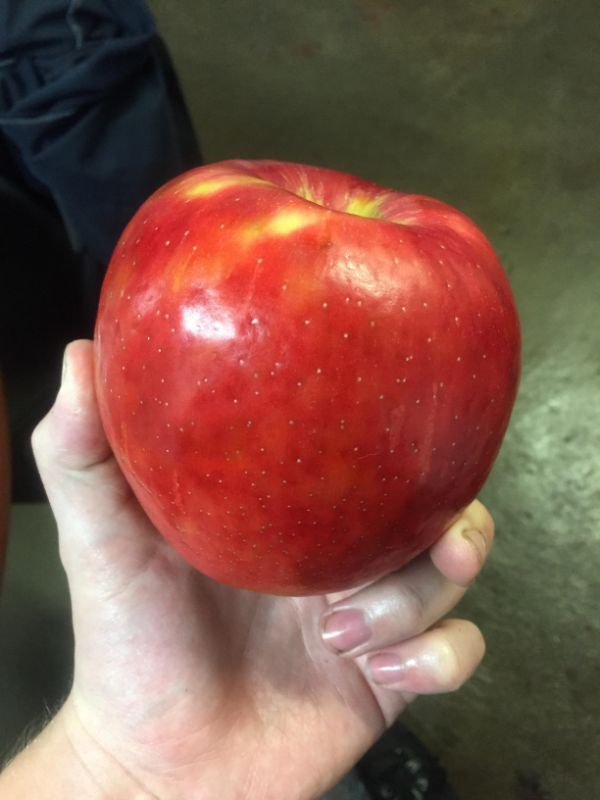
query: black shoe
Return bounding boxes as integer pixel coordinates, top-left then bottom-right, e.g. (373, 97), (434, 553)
(356, 723), (459, 800)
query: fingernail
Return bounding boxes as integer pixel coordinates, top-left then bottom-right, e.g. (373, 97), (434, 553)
(369, 652), (413, 686)
(461, 527), (487, 565)
(61, 347), (71, 388)
(322, 608), (371, 653)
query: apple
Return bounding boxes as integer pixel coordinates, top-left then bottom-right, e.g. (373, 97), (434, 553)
(94, 159), (520, 595)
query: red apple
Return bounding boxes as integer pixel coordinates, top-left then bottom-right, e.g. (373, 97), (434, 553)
(94, 159), (520, 595)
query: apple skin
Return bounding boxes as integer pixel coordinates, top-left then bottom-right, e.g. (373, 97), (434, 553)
(94, 159), (520, 595)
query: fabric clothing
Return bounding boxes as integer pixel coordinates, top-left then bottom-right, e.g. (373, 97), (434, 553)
(0, 0), (201, 500)
(0, 0), (201, 268)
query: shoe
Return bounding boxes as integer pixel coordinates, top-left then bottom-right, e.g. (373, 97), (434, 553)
(356, 723), (459, 800)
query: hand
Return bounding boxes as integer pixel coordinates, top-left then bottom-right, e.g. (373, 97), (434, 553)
(10, 340), (493, 800)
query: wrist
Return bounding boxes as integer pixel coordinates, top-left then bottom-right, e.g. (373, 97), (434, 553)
(0, 699), (153, 800)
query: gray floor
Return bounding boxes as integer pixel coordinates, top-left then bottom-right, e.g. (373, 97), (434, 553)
(1, 1), (599, 798)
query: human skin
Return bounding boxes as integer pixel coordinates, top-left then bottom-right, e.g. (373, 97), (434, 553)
(0, 341), (492, 800)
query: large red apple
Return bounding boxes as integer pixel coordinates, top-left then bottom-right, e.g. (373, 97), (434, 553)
(94, 159), (520, 595)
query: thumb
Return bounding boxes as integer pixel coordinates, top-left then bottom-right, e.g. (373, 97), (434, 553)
(33, 339), (125, 508)
(32, 340), (163, 594)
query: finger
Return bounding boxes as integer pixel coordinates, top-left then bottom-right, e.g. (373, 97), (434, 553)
(321, 552), (466, 656)
(367, 618), (485, 694)
(429, 499), (495, 587)
(31, 340), (164, 590)
(32, 339), (113, 473)
(320, 501), (494, 657)
(324, 499), (494, 614)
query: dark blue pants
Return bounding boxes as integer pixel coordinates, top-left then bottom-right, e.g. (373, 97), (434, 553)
(0, 0), (201, 270)
(0, 1), (201, 498)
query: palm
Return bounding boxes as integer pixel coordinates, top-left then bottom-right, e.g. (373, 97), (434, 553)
(69, 472), (388, 797)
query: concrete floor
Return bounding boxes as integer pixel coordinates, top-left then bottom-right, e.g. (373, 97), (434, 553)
(1, 1), (599, 798)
